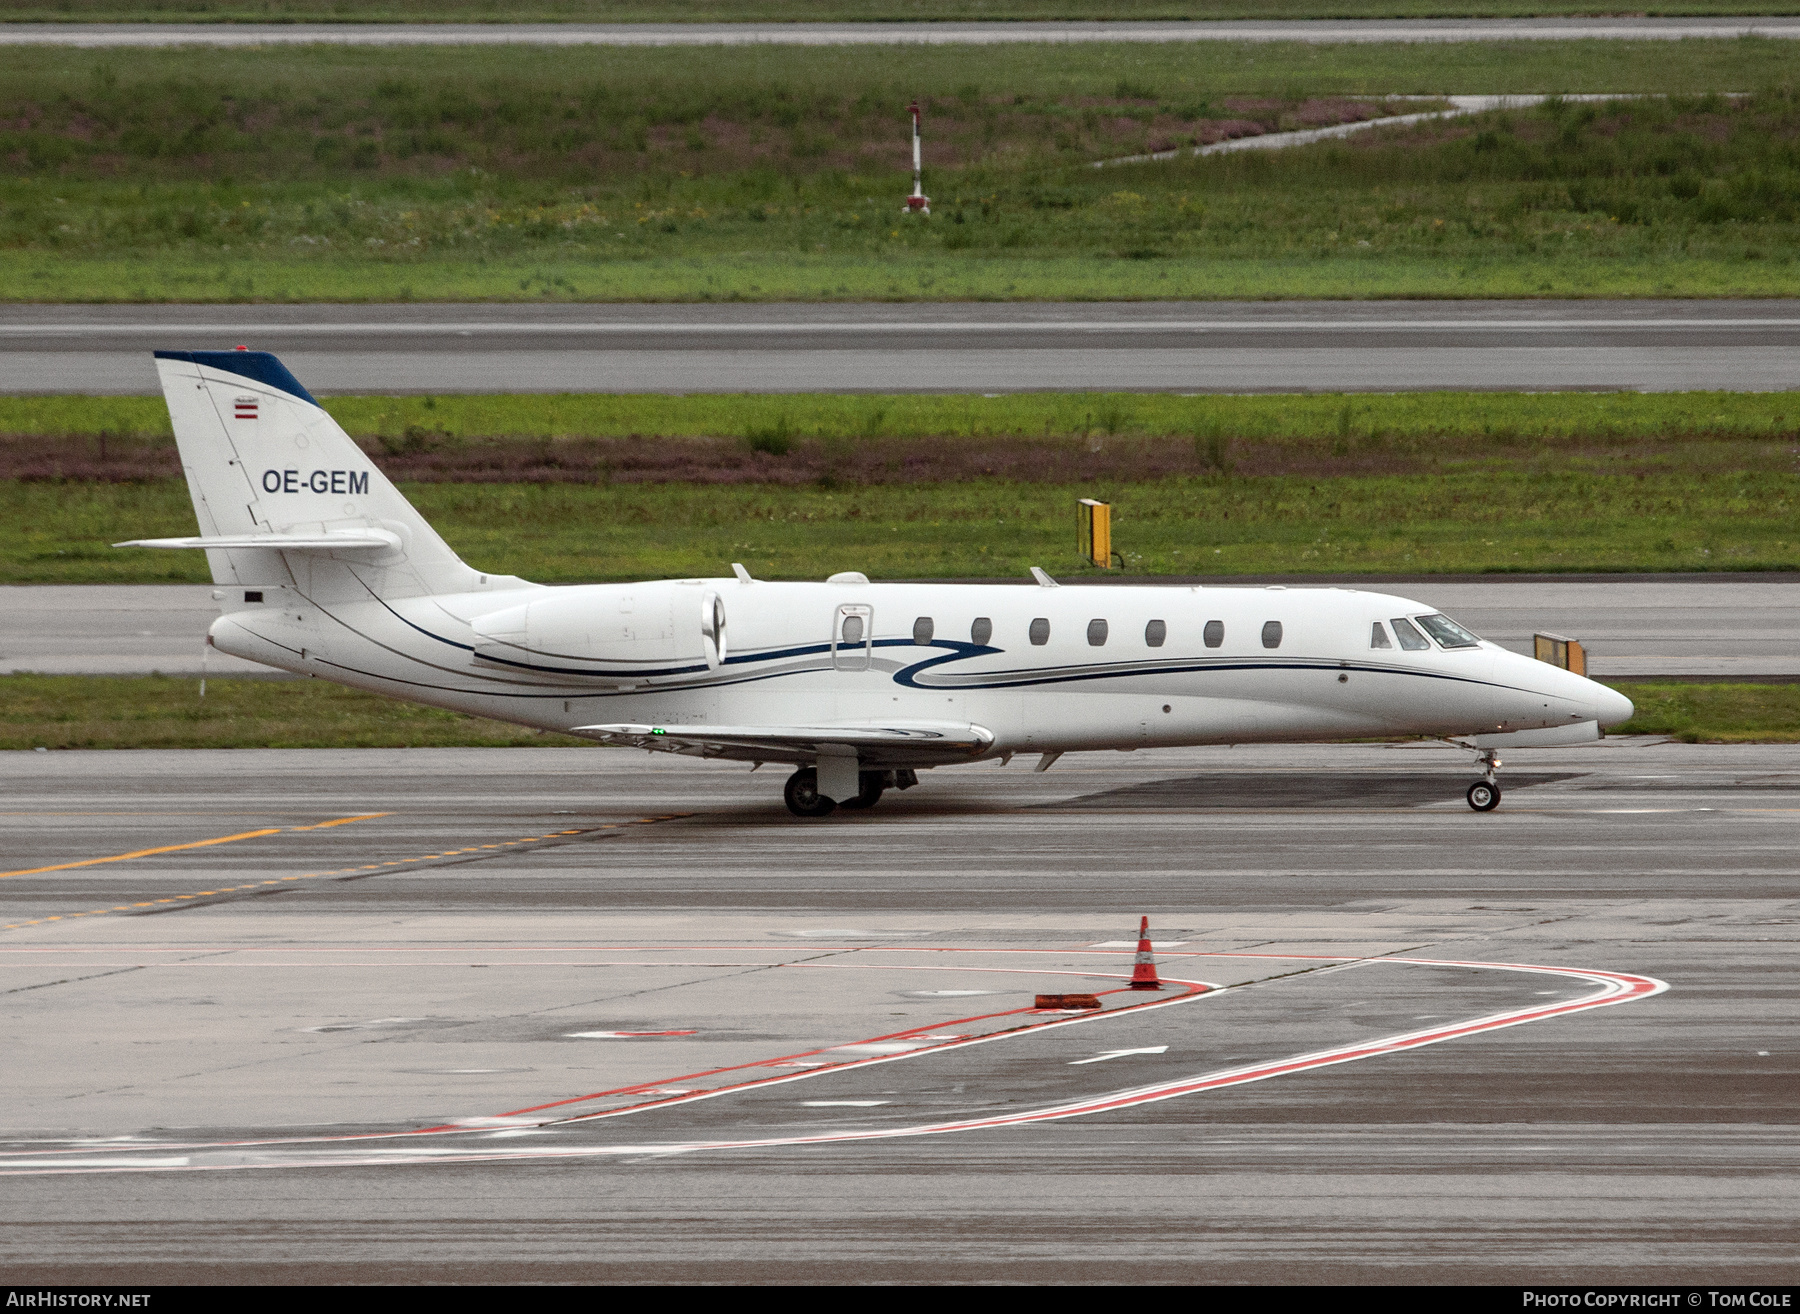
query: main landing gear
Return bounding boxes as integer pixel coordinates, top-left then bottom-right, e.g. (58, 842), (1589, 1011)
(1466, 747), (1502, 812)
(783, 767), (918, 818)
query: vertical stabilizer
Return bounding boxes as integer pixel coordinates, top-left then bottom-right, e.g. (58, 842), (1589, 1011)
(153, 350), (479, 600)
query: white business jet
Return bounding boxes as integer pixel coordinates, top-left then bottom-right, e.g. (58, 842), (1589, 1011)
(120, 350), (1632, 816)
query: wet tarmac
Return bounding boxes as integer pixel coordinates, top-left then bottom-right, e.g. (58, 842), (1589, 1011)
(0, 740), (1795, 1283)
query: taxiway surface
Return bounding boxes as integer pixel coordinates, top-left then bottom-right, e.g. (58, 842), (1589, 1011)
(0, 742), (1795, 1283)
(9, 577), (1799, 679)
(7, 301), (1800, 395)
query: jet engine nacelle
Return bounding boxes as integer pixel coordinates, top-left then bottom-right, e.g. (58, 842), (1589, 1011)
(470, 581), (726, 672)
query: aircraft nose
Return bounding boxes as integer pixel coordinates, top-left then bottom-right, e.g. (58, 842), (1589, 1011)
(1594, 684), (1634, 728)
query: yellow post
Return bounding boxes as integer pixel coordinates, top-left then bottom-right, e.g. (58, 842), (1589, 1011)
(1078, 498), (1112, 568)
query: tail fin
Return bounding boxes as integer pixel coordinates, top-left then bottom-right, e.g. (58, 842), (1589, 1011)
(144, 350), (481, 600)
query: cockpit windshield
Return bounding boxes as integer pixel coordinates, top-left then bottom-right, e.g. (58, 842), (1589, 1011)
(1414, 613), (1482, 649)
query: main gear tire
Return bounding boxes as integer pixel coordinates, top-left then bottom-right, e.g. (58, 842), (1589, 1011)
(784, 768), (837, 818)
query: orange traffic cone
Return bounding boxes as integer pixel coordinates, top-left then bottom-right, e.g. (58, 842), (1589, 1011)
(1128, 915), (1162, 990)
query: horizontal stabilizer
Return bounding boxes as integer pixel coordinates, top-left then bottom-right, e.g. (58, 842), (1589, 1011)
(574, 721), (994, 760)
(114, 531), (401, 551)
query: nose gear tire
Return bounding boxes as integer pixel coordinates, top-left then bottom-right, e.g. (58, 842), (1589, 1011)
(1467, 780), (1501, 811)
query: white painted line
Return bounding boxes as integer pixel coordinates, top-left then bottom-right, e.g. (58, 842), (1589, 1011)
(300, 1016), (421, 1033)
(806, 1087), (889, 1101)
(563, 1030), (697, 1039)
(0, 955), (1668, 1176)
(1069, 1046), (1171, 1065)
(902, 989), (999, 998)
(1088, 940), (1190, 948)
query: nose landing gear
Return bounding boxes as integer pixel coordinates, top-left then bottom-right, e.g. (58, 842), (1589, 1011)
(1466, 747), (1502, 812)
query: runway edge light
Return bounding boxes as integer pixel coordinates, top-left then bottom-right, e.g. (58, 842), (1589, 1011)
(1129, 916), (1163, 991)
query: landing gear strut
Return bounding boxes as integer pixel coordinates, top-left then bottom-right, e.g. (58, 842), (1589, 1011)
(1466, 747), (1502, 812)
(838, 770), (887, 810)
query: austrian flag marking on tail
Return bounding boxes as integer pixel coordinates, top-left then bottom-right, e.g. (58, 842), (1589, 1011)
(233, 396), (258, 421)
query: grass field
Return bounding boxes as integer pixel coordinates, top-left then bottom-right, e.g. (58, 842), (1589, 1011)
(2, 675), (1788, 750)
(0, 674), (590, 749)
(10, 469), (1799, 583)
(7, 383), (1792, 450)
(3, 43), (1799, 299)
(1598, 682), (1800, 742)
(10, 388), (1799, 582)
(11, 2), (1800, 21)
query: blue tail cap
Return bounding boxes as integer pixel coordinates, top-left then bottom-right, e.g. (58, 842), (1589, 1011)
(154, 350), (319, 406)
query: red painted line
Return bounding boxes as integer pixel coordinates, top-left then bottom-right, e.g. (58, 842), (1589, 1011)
(0, 957), (1196, 1159)
(504, 966), (1208, 1118)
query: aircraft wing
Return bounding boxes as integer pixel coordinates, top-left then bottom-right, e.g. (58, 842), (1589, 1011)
(572, 720), (994, 765)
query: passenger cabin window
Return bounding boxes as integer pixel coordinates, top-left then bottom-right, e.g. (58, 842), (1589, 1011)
(1145, 619), (1167, 647)
(913, 616), (934, 645)
(1415, 613), (1482, 649)
(1029, 617), (1051, 646)
(841, 614), (864, 645)
(1203, 620), (1224, 648)
(1261, 621), (1283, 649)
(971, 617), (993, 646)
(1370, 621), (1392, 650)
(1390, 617), (1431, 651)
(1087, 619), (1109, 647)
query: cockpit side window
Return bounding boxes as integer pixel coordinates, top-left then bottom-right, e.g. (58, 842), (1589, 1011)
(1414, 613), (1482, 649)
(1370, 621), (1393, 650)
(1389, 617), (1431, 651)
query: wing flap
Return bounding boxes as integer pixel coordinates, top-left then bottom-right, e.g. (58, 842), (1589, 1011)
(573, 720), (994, 759)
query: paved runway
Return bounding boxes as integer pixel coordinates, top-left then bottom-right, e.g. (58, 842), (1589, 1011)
(6, 18), (1800, 46)
(10, 577), (1799, 679)
(0, 741), (1794, 1283)
(8, 301), (1800, 395)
